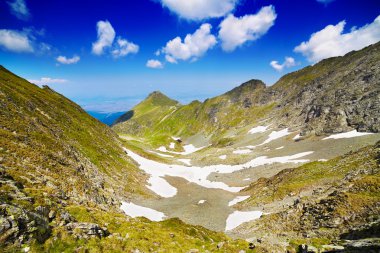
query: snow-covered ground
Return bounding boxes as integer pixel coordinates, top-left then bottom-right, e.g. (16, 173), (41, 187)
(228, 196), (250, 206)
(293, 134), (301, 140)
(233, 149), (252, 154)
(198, 200), (206, 204)
(248, 126), (268, 134)
(124, 148), (313, 197)
(178, 159), (191, 166)
(169, 142), (176, 149)
(120, 202), (166, 221)
(323, 130), (373, 140)
(147, 176), (177, 198)
(219, 155), (227, 160)
(225, 210), (263, 231)
(262, 129), (292, 145)
(157, 144), (207, 155)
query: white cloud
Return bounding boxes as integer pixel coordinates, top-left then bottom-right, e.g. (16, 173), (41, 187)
(162, 23), (217, 63)
(0, 29), (33, 53)
(111, 38), (139, 58)
(92, 20), (139, 58)
(270, 57), (296, 72)
(159, 0), (238, 20)
(7, 0), (30, 21)
(146, 59), (164, 69)
(56, 55), (80, 64)
(218, 5), (277, 52)
(294, 15), (380, 63)
(92, 20), (116, 55)
(28, 77), (68, 86)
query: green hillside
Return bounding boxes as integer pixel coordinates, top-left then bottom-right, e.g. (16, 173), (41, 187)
(0, 66), (248, 252)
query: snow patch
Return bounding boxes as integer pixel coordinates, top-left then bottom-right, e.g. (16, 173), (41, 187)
(228, 196), (250, 206)
(225, 210), (263, 231)
(124, 148), (313, 196)
(169, 142), (175, 149)
(157, 146), (168, 152)
(120, 202), (166, 221)
(248, 126), (268, 134)
(243, 178), (251, 181)
(323, 130), (373, 140)
(179, 159), (191, 166)
(233, 149), (252, 154)
(219, 155), (227, 160)
(276, 146), (284, 150)
(262, 129), (292, 145)
(293, 134), (301, 140)
(198, 200), (206, 204)
(147, 176), (177, 198)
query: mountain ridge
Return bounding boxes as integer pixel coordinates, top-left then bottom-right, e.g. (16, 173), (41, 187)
(113, 42), (380, 145)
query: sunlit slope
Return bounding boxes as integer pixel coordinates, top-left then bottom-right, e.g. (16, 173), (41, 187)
(113, 42), (380, 145)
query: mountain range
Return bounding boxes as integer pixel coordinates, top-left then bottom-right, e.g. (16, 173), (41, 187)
(1, 42), (379, 253)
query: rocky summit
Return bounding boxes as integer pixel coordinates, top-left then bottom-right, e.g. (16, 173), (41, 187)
(1, 43), (380, 252)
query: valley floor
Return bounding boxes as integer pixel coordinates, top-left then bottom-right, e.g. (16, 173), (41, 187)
(118, 127), (380, 237)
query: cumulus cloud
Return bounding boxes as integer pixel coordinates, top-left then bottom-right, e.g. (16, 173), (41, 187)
(7, 0), (30, 21)
(159, 0), (238, 20)
(111, 38), (139, 58)
(294, 15), (380, 63)
(0, 29), (33, 53)
(218, 5), (277, 52)
(162, 23), (217, 63)
(28, 77), (68, 86)
(146, 59), (164, 69)
(270, 57), (296, 72)
(92, 20), (139, 58)
(56, 55), (80, 64)
(92, 20), (116, 55)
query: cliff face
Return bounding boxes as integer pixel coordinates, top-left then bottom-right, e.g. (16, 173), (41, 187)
(113, 42), (380, 143)
(270, 42), (380, 135)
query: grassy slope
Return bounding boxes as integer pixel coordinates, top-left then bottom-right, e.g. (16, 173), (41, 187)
(113, 80), (275, 146)
(0, 66), (146, 204)
(0, 66), (248, 252)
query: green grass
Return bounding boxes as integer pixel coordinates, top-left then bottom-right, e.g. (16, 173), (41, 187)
(29, 205), (249, 253)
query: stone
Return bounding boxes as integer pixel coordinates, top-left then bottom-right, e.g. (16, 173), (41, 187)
(48, 210), (56, 220)
(217, 242), (225, 249)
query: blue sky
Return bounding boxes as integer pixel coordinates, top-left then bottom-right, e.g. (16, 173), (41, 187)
(1, 0), (379, 112)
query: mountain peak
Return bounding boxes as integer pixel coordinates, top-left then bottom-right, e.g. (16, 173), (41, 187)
(225, 79), (266, 97)
(144, 91), (179, 107)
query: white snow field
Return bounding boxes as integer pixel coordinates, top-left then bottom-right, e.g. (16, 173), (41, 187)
(120, 202), (166, 221)
(228, 196), (250, 206)
(262, 129), (292, 145)
(248, 126), (268, 134)
(323, 130), (373, 140)
(124, 148), (313, 197)
(225, 210), (263, 231)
